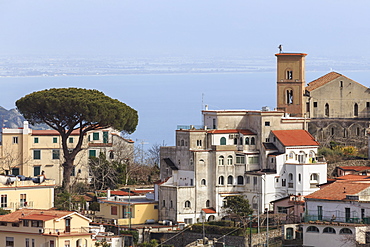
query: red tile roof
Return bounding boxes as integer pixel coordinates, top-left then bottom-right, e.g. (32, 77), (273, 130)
(21, 214), (59, 221)
(305, 181), (370, 201)
(336, 174), (370, 180)
(272, 129), (319, 146)
(202, 208), (217, 214)
(208, 129), (256, 135)
(338, 166), (370, 172)
(0, 209), (73, 223)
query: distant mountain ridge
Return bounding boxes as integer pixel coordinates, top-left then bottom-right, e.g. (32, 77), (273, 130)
(0, 106), (49, 130)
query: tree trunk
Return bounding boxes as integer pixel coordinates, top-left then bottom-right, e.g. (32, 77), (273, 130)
(62, 160), (74, 192)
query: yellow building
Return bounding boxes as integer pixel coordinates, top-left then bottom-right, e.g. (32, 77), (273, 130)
(0, 177), (55, 212)
(0, 208), (93, 247)
(0, 121), (134, 185)
(95, 190), (158, 226)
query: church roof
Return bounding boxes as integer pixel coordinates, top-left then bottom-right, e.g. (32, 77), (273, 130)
(306, 72), (342, 91)
(272, 129), (319, 146)
(306, 71), (367, 92)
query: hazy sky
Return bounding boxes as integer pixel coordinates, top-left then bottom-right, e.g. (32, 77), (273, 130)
(0, 0), (369, 58)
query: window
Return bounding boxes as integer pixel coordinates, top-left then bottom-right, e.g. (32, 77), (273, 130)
(236, 156), (245, 164)
(356, 127), (361, 136)
(53, 137), (58, 143)
(354, 103), (359, 117)
(282, 179), (286, 187)
(11, 168), (19, 176)
(170, 200), (173, 208)
(220, 137), (226, 145)
(184, 218), (193, 225)
(246, 176), (250, 184)
(227, 155), (233, 165)
(185, 200), (191, 208)
(251, 137), (255, 145)
(218, 176), (224, 185)
(237, 176), (244, 185)
(306, 226), (319, 232)
(197, 140), (202, 146)
(340, 80), (343, 88)
(318, 206), (323, 220)
(31, 220), (43, 227)
(310, 173), (318, 181)
(6, 237), (14, 247)
(111, 206), (117, 215)
(245, 137), (249, 145)
(218, 156), (224, 166)
(109, 151), (114, 159)
(313, 102), (318, 107)
(93, 132), (99, 140)
(339, 228), (353, 234)
(33, 166), (41, 176)
(253, 177), (258, 185)
(201, 179), (206, 186)
(298, 173), (301, 183)
(286, 89), (293, 104)
(11, 222), (19, 227)
(26, 238), (30, 247)
(20, 194), (26, 207)
(162, 200), (165, 207)
(89, 150), (96, 158)
(50, 240), (55, 247)
(227, 176), (233, 185)
(1, 195), (7, 208)
(286, 70), (293, 80)
(32, 239), (35, 247)
(206, 200), (210, 207)
(64, 240), (70, 247)
(323, 227), (336, 234)
(34, 137), (39, 143)
(52, 149), (60, 159)
(325, 103), (329, 117)
(23, 220), (29, 227)
(69, 137), (74, 143)
(12, 137), (18, 144)
(265, 121), (270, 126)
(248, 156), (258, 164)
(33, 150), (41, 160)
(234, 138), (238, 145)
(103, 131), (108, 143)
(288, 173), (293, 188)
(278, 207), (288, 214)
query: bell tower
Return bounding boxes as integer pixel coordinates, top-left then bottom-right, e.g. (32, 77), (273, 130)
(276, 52), (307, 117)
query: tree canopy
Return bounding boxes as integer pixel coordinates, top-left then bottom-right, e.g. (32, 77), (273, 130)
(224, 195), (253, 220)
(16, 88), (138, 189)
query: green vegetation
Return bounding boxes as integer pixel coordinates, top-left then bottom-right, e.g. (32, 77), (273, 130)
(16, 88), (138, 190)
(120, 230), (139, 244)
(137, 239), (159, 247)
(319, 142), (367, 163)
(223, 195), (253, 222)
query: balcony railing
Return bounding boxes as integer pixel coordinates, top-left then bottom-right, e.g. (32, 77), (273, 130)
(43, 227), (90, 235)
(305, 215), (362, 224)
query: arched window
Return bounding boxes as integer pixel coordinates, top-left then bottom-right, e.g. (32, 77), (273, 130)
(240, 137), (243, 145)
(356, 127), (360, 136)
(354, 103), (358, 117)
(237, 176), (244, 185)
(218, 176), (224, 185)
(325, 103), (329, 117)
(185, 200), (191, 208)
(218, 156), (224, 166)
(251, 137), (255, 145)
(298, 173), (301, 183)
(339, 228), (353, 235)
(306, 226), (319, 233)
(206, 200), (210, 208)
(323, 227), (336, 234)
(227, 175), (233, 185)
(245, 137), (249, 145)
(288, 173), (293, 181)
(331, 127), (335, 136)
(220, 137), (226, 145)
(234, 138), (238, 145)
(201, 179), (206, 186)
(289, 151), (295, 159)
(227, 155), (233, 165)
(199, 159), (205, 165)
(286, 89), (293, 104)
(310, 173), (318, 181)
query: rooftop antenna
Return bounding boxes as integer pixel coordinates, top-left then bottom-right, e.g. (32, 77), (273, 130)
(278, 44), (283, 53)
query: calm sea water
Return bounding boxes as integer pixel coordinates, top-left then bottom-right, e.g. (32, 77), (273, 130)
(1, 70), (370, 148)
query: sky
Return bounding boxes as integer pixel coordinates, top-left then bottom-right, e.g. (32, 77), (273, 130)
(0, 0), (370, 58)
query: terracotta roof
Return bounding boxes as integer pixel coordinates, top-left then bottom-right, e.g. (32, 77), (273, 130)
(32, 129), (81, 136)
(306, 72), (342, 91)
(202, 208), (217, 214)
(305, 181), (370, 201)
(0, 209), (73, 223)
(337, 166), (370, 172)
(88, 143), (113, 147)
(208, 129), (256, 135)
(336, 174), (370, 180)
(21, 214), (59, 221)
(272, 129), (319, 146)
(275, 53), (307, 56)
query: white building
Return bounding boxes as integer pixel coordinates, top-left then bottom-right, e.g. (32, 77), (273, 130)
(157, 110), (327, 224)
(303, 180), (370, 247)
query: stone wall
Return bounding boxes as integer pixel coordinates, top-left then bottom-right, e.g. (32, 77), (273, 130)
(151, 228), (282, 247)
(327, 160), (370, 178)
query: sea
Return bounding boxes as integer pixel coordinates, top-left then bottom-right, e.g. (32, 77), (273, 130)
(1, 70), (370, 149)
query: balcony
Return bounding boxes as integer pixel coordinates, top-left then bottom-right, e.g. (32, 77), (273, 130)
(305, 215), (362, 224)
(43, 227), (90, 235)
